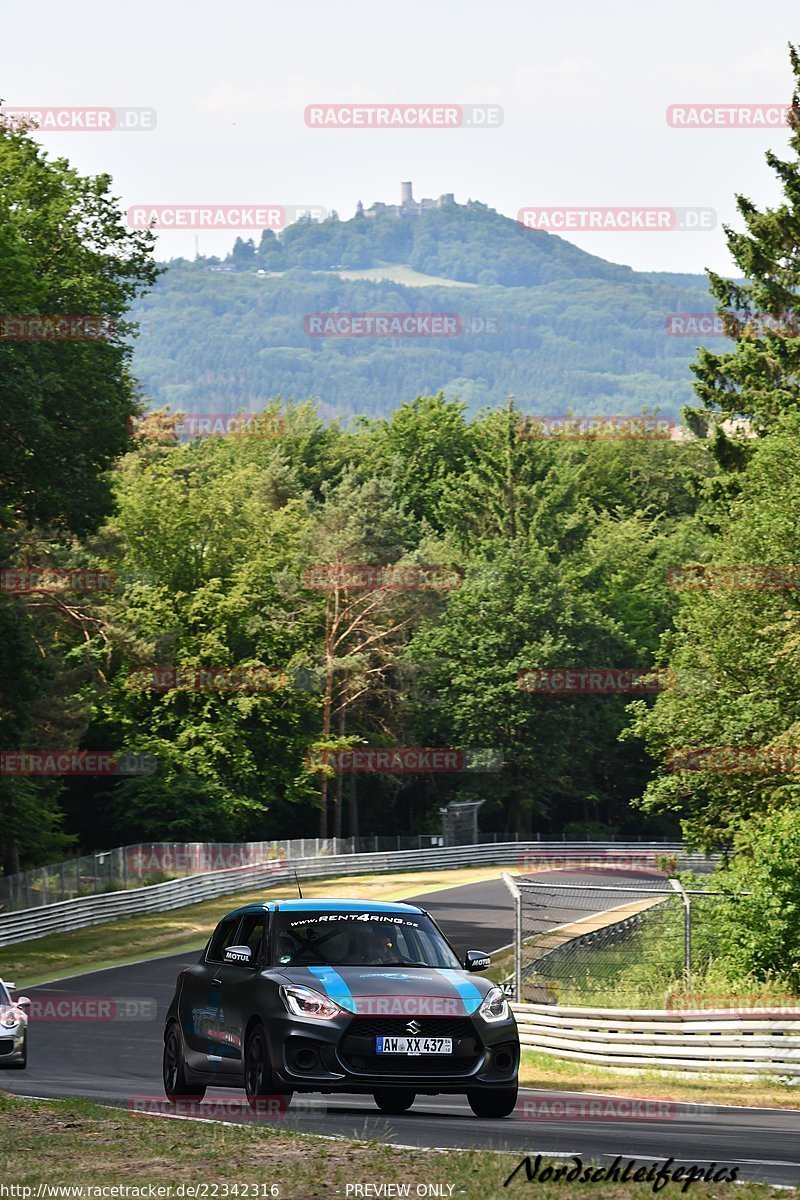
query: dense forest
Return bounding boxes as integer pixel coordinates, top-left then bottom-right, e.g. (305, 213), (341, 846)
(130, 203), (714, 421)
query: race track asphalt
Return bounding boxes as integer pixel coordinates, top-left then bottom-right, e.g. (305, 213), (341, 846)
(2, 875), (798, 1187)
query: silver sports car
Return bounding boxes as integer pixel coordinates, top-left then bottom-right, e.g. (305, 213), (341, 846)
(0, 979), (30, 1068)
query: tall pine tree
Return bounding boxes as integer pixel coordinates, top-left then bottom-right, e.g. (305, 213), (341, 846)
(686, 43), (800, 469)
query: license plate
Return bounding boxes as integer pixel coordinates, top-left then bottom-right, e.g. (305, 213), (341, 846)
(375, 1036), (453, 1055)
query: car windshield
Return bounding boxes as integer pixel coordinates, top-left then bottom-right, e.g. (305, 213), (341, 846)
(271, 910), (461, 968)
(0, 984), (10, 1007)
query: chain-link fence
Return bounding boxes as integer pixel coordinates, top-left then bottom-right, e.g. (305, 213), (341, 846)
(505, 873), (734, 1007)
(0, 834), (687, 914)
(1, 832), (527, 912)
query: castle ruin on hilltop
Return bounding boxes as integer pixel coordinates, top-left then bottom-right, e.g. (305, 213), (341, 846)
(356, 182), (456, 219)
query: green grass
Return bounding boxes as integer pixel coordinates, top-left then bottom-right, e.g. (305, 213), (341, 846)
(523, 890), (799, 1009)
(0, 1094), (780, 1199)
(332, 263), (479, 288)
(519, 1049), (800, 1110)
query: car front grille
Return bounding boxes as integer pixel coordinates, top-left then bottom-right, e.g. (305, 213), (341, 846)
(0, 1039), (15, 1056)
(340, 1016), (481, 1077)
(345, 1016), (476, 1041)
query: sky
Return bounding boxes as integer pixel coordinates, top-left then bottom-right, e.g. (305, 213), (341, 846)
(2, 0), (798, 275)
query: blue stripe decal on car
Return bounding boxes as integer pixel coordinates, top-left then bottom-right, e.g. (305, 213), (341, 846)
(436, 969), (484, 1014)
(308, 966), (357, 1012)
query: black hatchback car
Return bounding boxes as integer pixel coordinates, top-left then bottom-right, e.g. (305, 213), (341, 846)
(163, 898), (519, 1117)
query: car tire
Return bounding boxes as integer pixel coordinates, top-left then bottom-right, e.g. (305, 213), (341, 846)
(466, 1083), (518, 1118)
(244, 1024), (292, 1113)
(373, 1088), (415, 1115)
(163, 1023), (206, 1102)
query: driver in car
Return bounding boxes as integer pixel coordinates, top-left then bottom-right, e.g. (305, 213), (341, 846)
(357, 923), (400, 965)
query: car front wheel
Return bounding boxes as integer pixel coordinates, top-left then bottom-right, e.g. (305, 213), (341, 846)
(163, 1023), (206, 1102)
(8, 1033), (26, 1069)
(244, 1024), (292, 1113)
(466, 1083), (518, 1118)
(373, 1088), (415, 1114)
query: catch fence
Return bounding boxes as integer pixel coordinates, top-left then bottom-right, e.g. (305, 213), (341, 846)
(504, 871), (734, 1006)
(0, 833), (686, 914)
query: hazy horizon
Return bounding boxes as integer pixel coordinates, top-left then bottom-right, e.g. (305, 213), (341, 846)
(3, 0), (800, 276)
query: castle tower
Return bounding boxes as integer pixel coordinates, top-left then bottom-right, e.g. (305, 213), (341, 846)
(401, 181), (414, 206)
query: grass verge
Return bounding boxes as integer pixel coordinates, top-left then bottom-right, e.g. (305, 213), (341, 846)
(0, 1094), (780, 1199)
(520, 1049), (800, 1110)
(2, 865), (505, 986)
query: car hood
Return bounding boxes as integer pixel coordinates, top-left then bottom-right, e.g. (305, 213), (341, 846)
(274, 965), (493, 1017)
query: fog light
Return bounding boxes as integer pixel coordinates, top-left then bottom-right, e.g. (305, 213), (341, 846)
(294, 1047), (318, 1071)
(493, 1050), (513, 1071)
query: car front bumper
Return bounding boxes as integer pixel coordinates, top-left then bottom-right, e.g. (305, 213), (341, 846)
(0, 1027), (26, 1065)
(266, 1011), (519, 1094)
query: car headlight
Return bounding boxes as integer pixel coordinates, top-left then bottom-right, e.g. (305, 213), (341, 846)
(478, 986), (509, 1023)
(279, 984), (344, 1020)
(0, 1008), (18, 1029)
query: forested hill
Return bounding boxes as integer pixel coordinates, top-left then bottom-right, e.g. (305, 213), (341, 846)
(130, 201), (716, 421)
(220, 201), (640, 286)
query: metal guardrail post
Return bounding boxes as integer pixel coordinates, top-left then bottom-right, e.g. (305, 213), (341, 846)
(669, 877), (692, 991)
(501, 871), (522, 1001)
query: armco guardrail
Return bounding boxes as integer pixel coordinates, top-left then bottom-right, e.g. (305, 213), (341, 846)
(2, 835), (497, 911)
(0, 842), (695, 948)
(512, 1002), (800, 1075)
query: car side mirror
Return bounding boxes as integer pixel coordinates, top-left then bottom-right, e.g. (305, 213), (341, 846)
(223, 945), (254, 966)
(16, 996), (30, 1012)
(464, 950), (491, 972)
